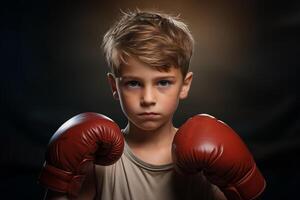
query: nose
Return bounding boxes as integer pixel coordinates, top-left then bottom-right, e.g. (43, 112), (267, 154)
(140, 85), (156, 107)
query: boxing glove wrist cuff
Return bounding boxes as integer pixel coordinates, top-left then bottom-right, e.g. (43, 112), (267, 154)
(38, 163), (85, 198)
(222, 164), (266, 200)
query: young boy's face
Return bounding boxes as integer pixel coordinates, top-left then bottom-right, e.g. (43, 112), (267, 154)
(108, 57), (193, 131)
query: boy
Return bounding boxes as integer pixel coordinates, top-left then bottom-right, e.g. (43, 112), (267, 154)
(39, 9), (265, 200)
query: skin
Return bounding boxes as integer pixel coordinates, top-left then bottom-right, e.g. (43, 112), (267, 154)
(107, 56), (193, 165)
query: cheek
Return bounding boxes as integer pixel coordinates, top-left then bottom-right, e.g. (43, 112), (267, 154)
(119, 90), (138, 110)
(160, 89), (180, 111)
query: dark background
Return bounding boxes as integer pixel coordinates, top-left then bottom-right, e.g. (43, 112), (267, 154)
(1, 0), (299, 199)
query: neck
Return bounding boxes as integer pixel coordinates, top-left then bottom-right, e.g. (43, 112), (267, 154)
(123, 119), (177, 150)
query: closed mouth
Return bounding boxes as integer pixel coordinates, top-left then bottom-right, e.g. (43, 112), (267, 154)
(138, 112), (160, 115)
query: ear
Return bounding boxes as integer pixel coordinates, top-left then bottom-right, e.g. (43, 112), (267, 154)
(179, 72), (193, 99)
(107, 73), (119, 100)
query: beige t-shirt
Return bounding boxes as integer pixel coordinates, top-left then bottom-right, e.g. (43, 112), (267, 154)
(94, 142), (226, 200)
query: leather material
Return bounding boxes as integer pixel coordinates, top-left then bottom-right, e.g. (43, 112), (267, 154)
(38, 112), (124, 198)
(172, 114), (266, 200)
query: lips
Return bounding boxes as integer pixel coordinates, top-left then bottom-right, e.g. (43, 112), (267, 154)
(138, 112), (161, 119)
(139, 112), (159, 115)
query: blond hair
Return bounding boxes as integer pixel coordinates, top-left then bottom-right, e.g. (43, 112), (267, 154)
(102, 9), (194, 77)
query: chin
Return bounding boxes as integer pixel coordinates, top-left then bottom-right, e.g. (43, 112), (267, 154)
(135, 121), (162, 131)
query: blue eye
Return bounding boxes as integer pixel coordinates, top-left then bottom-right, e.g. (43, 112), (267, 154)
(126, 81), (141, 88)
(158, 80), (171, 87)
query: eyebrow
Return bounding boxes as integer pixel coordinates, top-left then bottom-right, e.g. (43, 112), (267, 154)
(120, 75), (176, 80)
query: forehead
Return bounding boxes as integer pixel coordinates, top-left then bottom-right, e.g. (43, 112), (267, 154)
(118, 57), (182, 79)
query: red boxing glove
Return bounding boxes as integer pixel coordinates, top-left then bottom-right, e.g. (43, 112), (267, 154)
(38, 112), (124, 198)
(172, 114), (266, 200)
